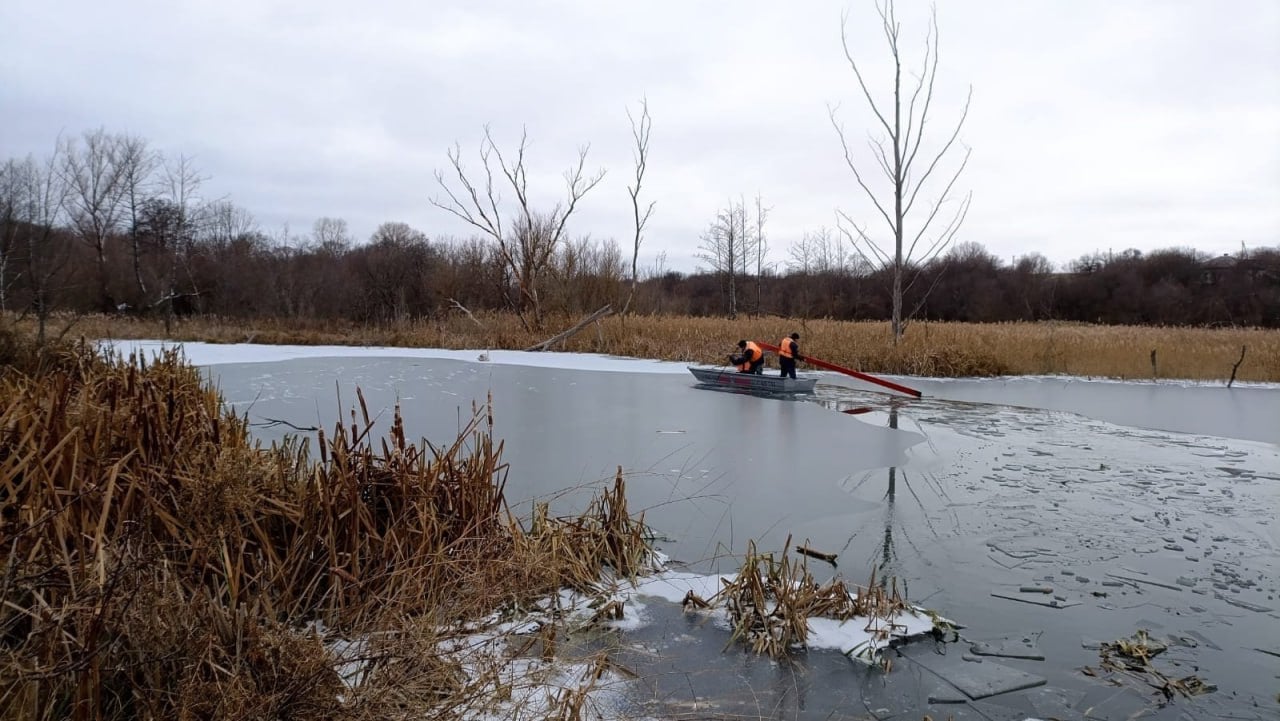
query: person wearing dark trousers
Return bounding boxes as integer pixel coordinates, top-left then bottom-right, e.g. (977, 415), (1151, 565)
(729, 340), (765, 374)
(777, 332), (803, 379)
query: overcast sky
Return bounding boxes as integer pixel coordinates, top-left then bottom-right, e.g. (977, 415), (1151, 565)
(3, 0), (1278, 273)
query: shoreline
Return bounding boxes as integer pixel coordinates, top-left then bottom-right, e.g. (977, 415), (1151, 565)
(10, 311), (1280, 383)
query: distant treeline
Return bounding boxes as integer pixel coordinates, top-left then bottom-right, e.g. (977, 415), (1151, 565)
(4, 130), (1278, 331)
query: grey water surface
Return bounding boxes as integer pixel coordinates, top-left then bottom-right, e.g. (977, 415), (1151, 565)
(208, 357), (1280, 720)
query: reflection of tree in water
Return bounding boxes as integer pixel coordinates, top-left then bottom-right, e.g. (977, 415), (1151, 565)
(838, 398), (948, 588)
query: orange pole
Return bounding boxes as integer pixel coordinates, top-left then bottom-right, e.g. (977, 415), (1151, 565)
(759, 342), (922, 398)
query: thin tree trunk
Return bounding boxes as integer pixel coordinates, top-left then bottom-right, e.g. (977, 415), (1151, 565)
(95, 241), (110, 310)
(525, 304), (613, 351)
(728, 271), (737, 319)
(891, 30), (905, 344)
(132, 233), (146, 298)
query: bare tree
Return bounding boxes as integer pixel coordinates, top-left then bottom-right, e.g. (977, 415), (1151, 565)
(0, 159), (26, 311)
(118, 135), (161, 300)
(787, 229), (817, 317)
(17, 150), (71, 344)
(431, 126), (606, 331)
(622, 99), (655, 316)
(268, 223), (306, 318)
(809, 226), (846, 275)
(369, 221), (427, 247)
(357, 222), (433, 320)
(547, 236), (625, 314)
(138, 155), (206, 331)
(352, 224), (439, 322)
(696, 199), (750, 318)
(787, 230), (815, 276)
(830, 0), (972, 343)
(312, 217), (352, 255)
(752, 193), (771, 313)
(644, 250), (668, 281)
(202, 200), (258, 249)
(60, 129), (129, 310)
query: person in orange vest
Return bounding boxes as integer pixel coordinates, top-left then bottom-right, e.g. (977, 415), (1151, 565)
(777, 332), (803, 379)
(729, 340), (765, 374)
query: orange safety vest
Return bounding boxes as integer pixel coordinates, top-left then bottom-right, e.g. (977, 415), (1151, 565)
(737, 341), (762, 372)
(778, 337), (796, 359)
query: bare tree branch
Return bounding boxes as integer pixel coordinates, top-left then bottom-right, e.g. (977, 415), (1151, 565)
(829, 106), (896, 234)
(836, 210), (892, 270)
(901, 8), (939, 178)
(431, 126), (606, 330)
(839, 7), (895, 138)
(904, 87), (971, 217)
(448, 298), (484, 328)
(906, 149), (972, 259)
(622, 98), (655, 316)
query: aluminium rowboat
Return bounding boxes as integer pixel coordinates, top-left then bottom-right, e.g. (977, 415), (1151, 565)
(687, 366), (818, 394)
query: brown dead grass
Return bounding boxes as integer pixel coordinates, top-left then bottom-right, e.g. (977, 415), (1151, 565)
(0, 333), (657, 720)
(707, 536), (914, 668)
(14, 311), (1279, 382)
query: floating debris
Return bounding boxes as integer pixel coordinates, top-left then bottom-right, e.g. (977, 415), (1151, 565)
(1214, 593), (1274, 613)
(1105, 572), (1184, 591)
(1089, 629), (1217, 702)
(794, 542), (838, 565)
(970, 633), (1045, 661)
(991, 592), (1081, 609)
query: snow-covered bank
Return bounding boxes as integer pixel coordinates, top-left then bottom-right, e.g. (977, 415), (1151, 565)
(103, 340), (692, 375)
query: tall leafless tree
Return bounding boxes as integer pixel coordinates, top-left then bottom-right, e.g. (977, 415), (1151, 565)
(60, 129), (129, 310)
(622, 99), (655, 316)
(787, 230), (815, 277)
(432, 126), (606, 331)
(312, 217), (352, 255)
(752, 193), (771, 313)
(203, 200), (258, 250)
(787, 229), (816, 318)
(696, 199), (750, 318)
(830, 0), (972, 343)
(118, 135), (161, 300)
(147, 155), (206, 331)
(0, 159), (25, 311)
(369, 221), (427, 247)
(18, 149), (71, 345)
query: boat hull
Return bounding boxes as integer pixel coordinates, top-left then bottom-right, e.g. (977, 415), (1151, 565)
(687, 366), (818, 394)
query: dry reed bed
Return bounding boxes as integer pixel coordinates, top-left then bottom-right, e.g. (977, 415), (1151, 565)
(21, 311), (1280, 382)
(0, 341), (656, 720)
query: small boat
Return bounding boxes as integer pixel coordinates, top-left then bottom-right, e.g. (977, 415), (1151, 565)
(687, 366), (818, 394)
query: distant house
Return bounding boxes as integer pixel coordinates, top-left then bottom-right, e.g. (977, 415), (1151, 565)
(1200, 254), (1235, 285)
(1199, 253), (1272, 285)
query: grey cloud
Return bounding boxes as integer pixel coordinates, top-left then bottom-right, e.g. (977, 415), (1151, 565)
(1, 0), (1276, 270)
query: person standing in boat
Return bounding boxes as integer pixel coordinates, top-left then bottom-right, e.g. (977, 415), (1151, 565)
(729, 340), (765, 374)
(777, 332), (803, 379)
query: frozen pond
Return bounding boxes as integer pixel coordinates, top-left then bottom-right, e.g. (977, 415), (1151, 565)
(113, 342), (1280, 720)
